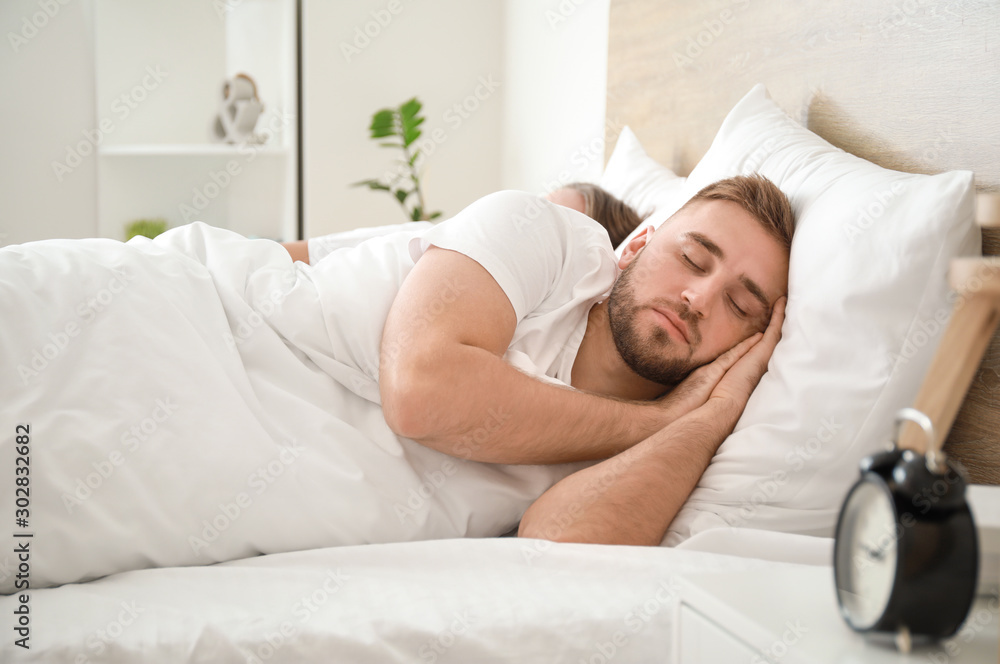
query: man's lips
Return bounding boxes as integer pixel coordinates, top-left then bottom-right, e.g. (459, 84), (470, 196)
(652, 307), (690, 344)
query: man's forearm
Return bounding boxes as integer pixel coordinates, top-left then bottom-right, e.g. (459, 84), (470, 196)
(385, 343), (674, 465)
(517, 399), (736, 546)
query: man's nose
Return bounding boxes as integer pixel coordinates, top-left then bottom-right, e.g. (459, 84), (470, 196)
(681, 283), (711, 319)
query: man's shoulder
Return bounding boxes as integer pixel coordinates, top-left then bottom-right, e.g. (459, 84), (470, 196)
(461, 189), (549, 220)
(460, 189), (610, 240)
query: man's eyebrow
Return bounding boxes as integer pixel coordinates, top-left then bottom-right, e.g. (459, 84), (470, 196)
(684, 232), (724, 259)
(740, 275), (770, 312)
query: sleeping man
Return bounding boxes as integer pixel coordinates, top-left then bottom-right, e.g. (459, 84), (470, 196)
(287, 173), (792, 547)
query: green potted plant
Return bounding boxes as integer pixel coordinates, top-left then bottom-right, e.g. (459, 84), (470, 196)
(353, 97), (442, 222)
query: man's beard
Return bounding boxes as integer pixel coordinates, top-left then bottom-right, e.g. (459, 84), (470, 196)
(606, 254), (701, 386)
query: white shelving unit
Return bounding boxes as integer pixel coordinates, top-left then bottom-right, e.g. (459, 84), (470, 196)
(99, 144), (290, 157)
(94, 0), (298, 241)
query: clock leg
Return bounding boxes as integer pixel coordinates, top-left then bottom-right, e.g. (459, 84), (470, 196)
(898, 291), (1000, 453)
(895, 626), (912, 654)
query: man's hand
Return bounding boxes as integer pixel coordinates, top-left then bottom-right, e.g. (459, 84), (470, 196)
(708, 295), (786, 429)
(655, 332), (763, 422)
(655, 295), (786, 424)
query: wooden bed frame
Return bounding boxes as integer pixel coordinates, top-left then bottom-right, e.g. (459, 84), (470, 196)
(606, 0), (1000, 482)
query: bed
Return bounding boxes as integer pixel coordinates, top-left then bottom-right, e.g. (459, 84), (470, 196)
(3, 0), (1000, 661)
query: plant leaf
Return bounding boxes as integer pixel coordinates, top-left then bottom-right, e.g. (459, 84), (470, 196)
(369, 109), (399, 139)
(370, 109), (395, 127)
(427, 211), (442, 220)
(402, 128), (421, 148)
(351, 179), (392, 191)
(399, 98), (421, 119)
(411, 205), (423, 221)
(400, 99), (425, 147)
(395, 189), (411, 204)
(370, 123), (398, 139)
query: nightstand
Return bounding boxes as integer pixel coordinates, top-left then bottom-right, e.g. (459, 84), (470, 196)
(674, 564), (998, 663)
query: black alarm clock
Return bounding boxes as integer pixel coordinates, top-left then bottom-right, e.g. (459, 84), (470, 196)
(833, 408), (978, 652)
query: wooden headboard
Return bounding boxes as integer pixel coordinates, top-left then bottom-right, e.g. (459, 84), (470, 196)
(606, 0), (1000, 482)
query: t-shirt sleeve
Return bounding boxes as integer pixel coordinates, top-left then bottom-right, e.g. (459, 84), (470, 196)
(309, 220), (434, 265)
(407, 190), (615, 322)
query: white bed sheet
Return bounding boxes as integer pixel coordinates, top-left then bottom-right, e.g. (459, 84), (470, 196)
(0, 533), (831, 663)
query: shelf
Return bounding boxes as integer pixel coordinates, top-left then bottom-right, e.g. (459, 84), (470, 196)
(99, 143), (289, 157)
(94, 0), (298, 242)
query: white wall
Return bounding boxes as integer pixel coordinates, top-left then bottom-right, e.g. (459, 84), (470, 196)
(500, 0), (610, 194)
(1, 0), (611, 243)
(303, 0), (506, 236)
(304, 0), (610, 236)
(0, 0), (98, 244)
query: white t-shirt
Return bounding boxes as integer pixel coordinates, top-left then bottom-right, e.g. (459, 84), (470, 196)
(289, 191), (622, 539)
(306, 190), (620, 401)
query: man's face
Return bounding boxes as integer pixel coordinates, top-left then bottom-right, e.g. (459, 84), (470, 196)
(607, 198), (789, 385)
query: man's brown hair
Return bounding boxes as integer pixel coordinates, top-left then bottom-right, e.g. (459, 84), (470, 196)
(566, 182), (649, 250)
(680, 174), (795, 251)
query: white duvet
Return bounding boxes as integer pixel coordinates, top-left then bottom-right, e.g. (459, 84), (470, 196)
(0, 222), (585, 593)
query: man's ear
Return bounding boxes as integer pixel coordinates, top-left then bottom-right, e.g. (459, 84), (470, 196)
(618, 225), (655, 269)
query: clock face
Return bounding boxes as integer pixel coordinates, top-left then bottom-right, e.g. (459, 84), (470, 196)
(835, 478), (899, 630)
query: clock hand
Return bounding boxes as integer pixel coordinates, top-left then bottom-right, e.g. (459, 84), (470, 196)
(862, 543), (886, 561)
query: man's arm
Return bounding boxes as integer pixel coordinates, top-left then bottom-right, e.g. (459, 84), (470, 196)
(516, 400), (739, 545)
(380, 245), (687, 465)
(517, 296), (786, 545)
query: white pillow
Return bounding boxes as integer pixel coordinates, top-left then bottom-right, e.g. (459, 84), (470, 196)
(654, 84), (979, 544)
(598, 126), (689, 258)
